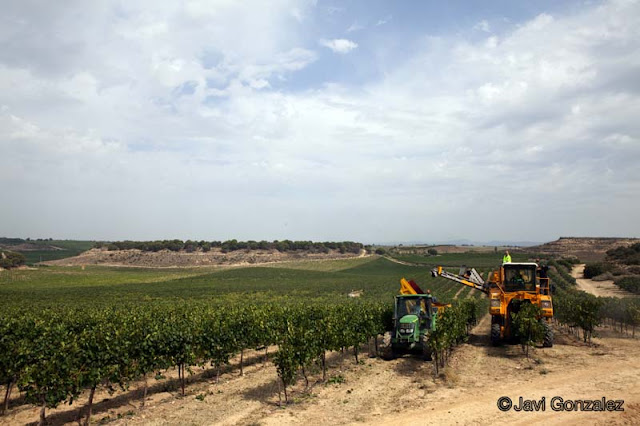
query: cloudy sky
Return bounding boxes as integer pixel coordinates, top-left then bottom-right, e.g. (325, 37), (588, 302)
(2, 0), (639, 244)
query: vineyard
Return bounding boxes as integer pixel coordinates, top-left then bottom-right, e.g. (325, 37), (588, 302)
(0, 301), (390, 424)
(2, 252), (639, 425)
(388, 251), (532, 267)
(0, 257), (482, 425)
(549, 259), (640, 342)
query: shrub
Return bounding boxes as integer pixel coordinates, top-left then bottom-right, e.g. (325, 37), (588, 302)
(427, 248), (438, 256)
(592, 272), (614, 281)
(607, 243), (640, 265)
(615, 276), (640, 295)
(583, 263), (612, 279)
(0, 251), (26, 269)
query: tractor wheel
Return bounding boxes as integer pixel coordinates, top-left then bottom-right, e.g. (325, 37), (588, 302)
(542, 321), (554, 348)
(381, 332), (396, 360)
(491, 323), (501, 346)
(420, 335), (432, 361)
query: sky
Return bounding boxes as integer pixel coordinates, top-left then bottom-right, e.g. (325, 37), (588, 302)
(1, 0), (639, 244)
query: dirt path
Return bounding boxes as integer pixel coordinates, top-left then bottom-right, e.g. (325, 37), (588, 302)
(4, 317), (639, 425)
(374, 317), (640, 425)
(571, 264), (636, 298)
(382, 256), (427, 267)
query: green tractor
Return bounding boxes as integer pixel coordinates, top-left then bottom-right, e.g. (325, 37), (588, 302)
(382, 278), (449, 361)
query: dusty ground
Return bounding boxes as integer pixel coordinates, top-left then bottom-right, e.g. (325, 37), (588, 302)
(571, 264), (637, 298)
(44, 248), (367, 268)
(3, 313), (638, 426)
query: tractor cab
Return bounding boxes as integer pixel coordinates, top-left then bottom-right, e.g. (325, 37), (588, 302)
(394, 294), (434, 332)
(502, 263), (538, 292)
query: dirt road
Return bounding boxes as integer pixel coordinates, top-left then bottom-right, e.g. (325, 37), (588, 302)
(4, 316), (639, 425)
(382, 256), (426, 267)
(571, 264), (636, 298)
(374, 316), (640, 425)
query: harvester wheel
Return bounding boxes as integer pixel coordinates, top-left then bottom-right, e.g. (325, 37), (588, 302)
(490, 323), (501, 346)
(381, 332), (396, 360)
(542, 321), (554, 348)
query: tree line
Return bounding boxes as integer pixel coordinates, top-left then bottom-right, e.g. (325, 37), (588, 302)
(94, 239), (364, 254)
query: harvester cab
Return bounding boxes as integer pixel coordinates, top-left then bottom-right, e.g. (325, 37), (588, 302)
(382, 278), (447, 361)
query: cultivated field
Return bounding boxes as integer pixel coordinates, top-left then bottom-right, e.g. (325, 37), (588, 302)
(1, 248), (639, 425)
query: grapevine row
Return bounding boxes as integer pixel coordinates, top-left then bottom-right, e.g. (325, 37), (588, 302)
(0, 301), (389, 424)
(550, 260), (640, 342)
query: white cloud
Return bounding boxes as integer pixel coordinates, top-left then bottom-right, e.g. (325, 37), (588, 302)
(474, 20), (491, 32)
(319, 38), (358, 54)
(347, 22), (364, 32)
(1, 0), (639, 242)
(376, 15), (392, 26)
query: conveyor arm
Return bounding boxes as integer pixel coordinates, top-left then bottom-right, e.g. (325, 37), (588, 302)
(430, 266), (488, 294)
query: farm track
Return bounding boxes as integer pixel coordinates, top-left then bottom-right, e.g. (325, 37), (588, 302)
(571, 264), (637, 298)
(375, 316), (640, 425)
(382, 256), (426, 267)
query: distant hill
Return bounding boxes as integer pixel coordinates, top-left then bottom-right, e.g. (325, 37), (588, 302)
(45, 247), (366, 268)
(527, 237), (640, 262)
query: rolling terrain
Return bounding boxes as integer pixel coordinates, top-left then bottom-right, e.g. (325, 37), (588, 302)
(528, 238), (640, 262)
(1, 245), (639, 425)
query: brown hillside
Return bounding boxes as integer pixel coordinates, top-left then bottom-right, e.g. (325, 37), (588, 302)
(44, 248), (365, 268)
(528, 237), (640, 262)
